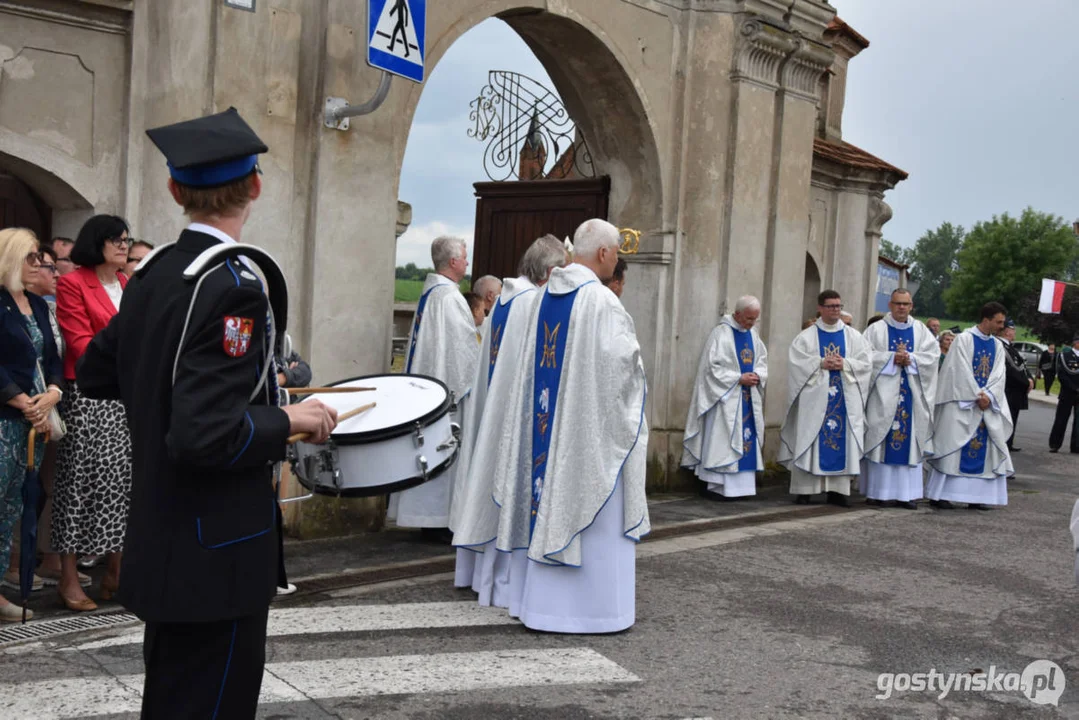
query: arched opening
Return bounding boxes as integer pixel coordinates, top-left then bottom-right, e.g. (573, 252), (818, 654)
(0, 172), (51, 240)
(803, 252), (822, 324)
(392, 8), (664, 360)
(0, 150), (94, 239)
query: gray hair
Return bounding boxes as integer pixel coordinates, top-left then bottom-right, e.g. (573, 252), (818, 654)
(571, 218), (619, 260)
(734, 295), (761, 314)
(473, 275), (501, 298)
(518, 234), (567, 285)
(431, 235), (467, 271)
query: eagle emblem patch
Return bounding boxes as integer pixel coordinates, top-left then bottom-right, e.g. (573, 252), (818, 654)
(223, 316), (254, 357)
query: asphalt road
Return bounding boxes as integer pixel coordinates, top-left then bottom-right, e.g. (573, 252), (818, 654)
(2, 402), (1078, 719)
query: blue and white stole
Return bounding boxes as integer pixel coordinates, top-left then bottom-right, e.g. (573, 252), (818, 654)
(405, 286), (437, 374)
(486, 294), (519, 388)
(530, 287), (580, 537)
(960, 333), (996, 475)
(733, 327), (759, 472)
(817, 326), (848, 472)
(883, 323), (916, 466)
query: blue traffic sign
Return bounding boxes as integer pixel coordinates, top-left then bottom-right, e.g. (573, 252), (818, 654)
(368, 0), (426, 84)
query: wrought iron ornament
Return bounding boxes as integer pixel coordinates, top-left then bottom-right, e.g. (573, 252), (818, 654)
(468, 71), (595, 182)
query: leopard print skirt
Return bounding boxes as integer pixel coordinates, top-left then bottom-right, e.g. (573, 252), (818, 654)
(52, 382), (132, 555)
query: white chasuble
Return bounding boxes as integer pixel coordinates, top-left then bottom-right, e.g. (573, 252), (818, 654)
(926, 327), (1012, 504)
(491, 263), (650, 633)
(681, 316), (768, 497)
(451, 277), (539, 604)
(779, 319), (871, 495)
(388, 273), (480, 528)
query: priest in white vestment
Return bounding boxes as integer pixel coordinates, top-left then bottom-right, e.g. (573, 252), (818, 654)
(682, 295), (768, 498)
(452, 235), (567, 605)
(779, 290), (871, 507)
(926, 302), (1013, 509)
(492, 219), (650, 633)
(388, 236), (480, 539)
(861, 289), (939, 508)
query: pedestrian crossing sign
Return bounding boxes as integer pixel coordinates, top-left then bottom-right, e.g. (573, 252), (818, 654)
(368, 0), (426, 84)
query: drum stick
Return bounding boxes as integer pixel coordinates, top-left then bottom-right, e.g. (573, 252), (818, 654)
(286, 387), (375, 395)
(287, 402), (376, 444)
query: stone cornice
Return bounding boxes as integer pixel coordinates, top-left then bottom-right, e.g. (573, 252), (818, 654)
(780, 38), (832, 102)
(811, 160), (904, 195)
(0, 0), (130, 34)
(731, 18), (797, 90)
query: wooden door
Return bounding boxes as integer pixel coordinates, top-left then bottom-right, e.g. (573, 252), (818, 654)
(472, 177), (610, 281)
(0, 173), (50, 241)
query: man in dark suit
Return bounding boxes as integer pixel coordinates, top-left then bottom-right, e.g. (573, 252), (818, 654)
(1051, 336), (1079, 453)
(77, 108), (336, 719)
(1040, 344), (1057, 395)
(998, 319), (1033, 452)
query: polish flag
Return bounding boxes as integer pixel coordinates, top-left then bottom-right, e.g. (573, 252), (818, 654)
(1039, 279), (1067, 314)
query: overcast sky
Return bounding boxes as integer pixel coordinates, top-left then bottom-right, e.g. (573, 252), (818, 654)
(397, 0), (1079, 269)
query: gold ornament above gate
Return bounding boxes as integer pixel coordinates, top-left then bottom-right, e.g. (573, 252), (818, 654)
(618, 228), (640, 255)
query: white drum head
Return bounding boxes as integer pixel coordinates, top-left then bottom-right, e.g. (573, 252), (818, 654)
(302, 375), (450, 440)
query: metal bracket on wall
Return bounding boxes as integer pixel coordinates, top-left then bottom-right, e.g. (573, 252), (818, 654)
(323, 70), (393, 131)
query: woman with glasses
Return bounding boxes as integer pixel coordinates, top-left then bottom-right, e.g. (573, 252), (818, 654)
(54, 215), (133, 611)
(0, 228), (65, 621)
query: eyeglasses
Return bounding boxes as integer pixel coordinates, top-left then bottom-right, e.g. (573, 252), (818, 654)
(40, 263), (58, 275)
(821, 304), (844, 310)
(891, 301), (913, 307)
(25, 251), (44, 266)
(106, 236), (130, 248)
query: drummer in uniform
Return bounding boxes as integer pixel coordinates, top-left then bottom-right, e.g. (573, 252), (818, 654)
(77, 108), (337, 719)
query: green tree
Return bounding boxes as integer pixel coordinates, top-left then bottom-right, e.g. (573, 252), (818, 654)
(945, 208), (1078, 319)
(909, 222), (965, 318)
(879, 239), (918, 280)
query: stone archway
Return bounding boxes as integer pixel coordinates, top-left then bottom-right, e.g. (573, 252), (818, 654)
(394, 7), (665, 235)
(803, 252), (822, 324)
(0, 149), (94, 238)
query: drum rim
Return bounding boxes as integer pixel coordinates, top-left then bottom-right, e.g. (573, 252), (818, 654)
(295, 373), (453, 445)
(292, 445), (459, 498)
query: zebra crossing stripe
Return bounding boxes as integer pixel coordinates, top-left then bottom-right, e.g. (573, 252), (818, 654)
(69, 601), (519, 651)
(1, 648), (639, 718)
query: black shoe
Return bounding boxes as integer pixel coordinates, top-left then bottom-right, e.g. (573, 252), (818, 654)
(899, 501), (918, 510)
(930, 499), (956, 510)
(1010, 447), (1022, 452)
(1007, 475), (1016, 480)
(968, 503), (991, 511)
(865, 498), (883, 507)
(826, 492), (850, 508)
(700, 488), (728, 502)
(794, 495), (811, 505)
(421, 527), (454, 544)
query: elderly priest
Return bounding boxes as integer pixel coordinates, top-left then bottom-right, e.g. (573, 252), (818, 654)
(492, 218), (650, 633)
(452, 234), (567, 606)
(389, 236), (480, 543)
(682, 296), (768, 498)
(861, 289), (939, 508)
(926, 302), (1013, 510)
(779, 290), (871, 507)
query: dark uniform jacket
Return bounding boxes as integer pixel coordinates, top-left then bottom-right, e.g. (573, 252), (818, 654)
(1002, 341), (1032, 412)
(77, 229), (289, 623)
(1058, 348), (1079, 396)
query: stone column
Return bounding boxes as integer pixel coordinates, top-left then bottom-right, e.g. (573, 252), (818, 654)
(760, 37), (833, 444)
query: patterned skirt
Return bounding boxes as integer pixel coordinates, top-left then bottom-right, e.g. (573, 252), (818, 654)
(52, 382), (132, 555)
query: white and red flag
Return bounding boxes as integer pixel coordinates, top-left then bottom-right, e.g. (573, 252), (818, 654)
(1039, 279), (1067, 314)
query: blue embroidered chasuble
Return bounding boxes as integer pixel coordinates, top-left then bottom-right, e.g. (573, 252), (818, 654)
(487, 296), (517, 388)
(960, 334), (996, 475)
(405, 286), (436, 374)
(530, 288), (581, 536)
(817, 327), (848, 472)
(733, 328), (759, 472)
(883, 325), (916, 466)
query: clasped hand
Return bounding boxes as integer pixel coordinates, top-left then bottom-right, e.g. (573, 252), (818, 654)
(821, 353), (844, 371)
(894, 350), (912, 367)
(739, 372), (760, 387)
(976, 393), (991, 411)
(22, 390), (59, 434)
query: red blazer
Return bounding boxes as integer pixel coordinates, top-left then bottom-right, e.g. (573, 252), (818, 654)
(57, 266), (128, 379)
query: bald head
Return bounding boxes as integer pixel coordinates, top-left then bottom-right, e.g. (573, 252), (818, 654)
(472, 275), (502, 315)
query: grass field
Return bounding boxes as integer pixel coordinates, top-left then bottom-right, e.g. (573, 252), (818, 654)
(394, 279), (471, 303)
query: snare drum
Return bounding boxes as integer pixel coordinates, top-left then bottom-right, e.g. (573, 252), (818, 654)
(289, 374), (460, 497)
